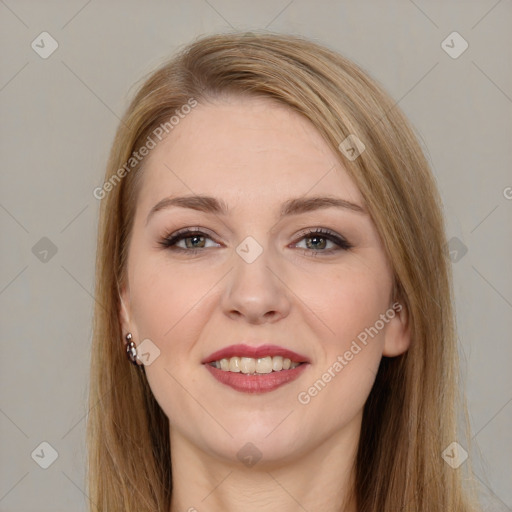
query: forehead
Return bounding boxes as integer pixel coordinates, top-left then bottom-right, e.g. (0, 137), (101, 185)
(137, 95), (363, 213)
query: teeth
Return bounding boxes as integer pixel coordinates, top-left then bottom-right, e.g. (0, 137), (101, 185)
(272, 356), (283, 371)
(240, 357), (256, 374)
(211, 355), (301, 374)
(229, 357), (241, 372)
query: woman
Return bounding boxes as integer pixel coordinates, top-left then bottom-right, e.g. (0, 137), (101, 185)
(87, 32), (480, 511)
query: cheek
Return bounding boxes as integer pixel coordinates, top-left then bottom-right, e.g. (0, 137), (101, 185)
(296, 352), (380, 436)
(128, 261), (215, 428)
(292, 263), (389, 416)
(294, 259), (391, 352)
(129, 257), (211, 345)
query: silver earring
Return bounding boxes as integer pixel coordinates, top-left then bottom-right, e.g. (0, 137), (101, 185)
(125, 333), (139, 365)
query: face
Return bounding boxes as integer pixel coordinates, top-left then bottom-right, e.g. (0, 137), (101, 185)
(120, 95), (410, 466)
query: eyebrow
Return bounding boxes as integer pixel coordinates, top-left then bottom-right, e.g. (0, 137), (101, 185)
(145, 194), (367, 225)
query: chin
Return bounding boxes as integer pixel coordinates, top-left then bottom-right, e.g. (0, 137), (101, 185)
(209, 434), (307, 469)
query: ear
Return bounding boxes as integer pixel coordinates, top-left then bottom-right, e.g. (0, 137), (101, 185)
(382, 300), (411, 357)
(119, 284), (144, 367)
(119, 282), (132, 338)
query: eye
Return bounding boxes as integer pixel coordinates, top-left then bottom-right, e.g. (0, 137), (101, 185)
(292, 228), (353, 255)
(158, 228), (220, 253)
(158, 227), (353, 256)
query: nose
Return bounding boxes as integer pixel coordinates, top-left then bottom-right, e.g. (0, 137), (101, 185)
(220, 242), (292, 325)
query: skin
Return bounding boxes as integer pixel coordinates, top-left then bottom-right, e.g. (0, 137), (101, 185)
(119, 95), (410, 512)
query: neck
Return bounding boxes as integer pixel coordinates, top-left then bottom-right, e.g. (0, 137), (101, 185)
(169, 414), (361, 512)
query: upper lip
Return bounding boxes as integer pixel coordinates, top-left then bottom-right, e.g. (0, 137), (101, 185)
(202, 343), (310, 364)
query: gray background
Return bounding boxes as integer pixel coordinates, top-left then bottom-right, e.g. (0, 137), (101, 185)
(1, 1), (511, 510)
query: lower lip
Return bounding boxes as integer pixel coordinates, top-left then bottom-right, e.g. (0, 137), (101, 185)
(204, 363), (309, 394)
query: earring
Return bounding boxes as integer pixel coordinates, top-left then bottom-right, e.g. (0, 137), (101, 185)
(125, 333), (139, 366)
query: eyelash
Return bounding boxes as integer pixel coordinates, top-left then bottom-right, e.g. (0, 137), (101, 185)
(158, 227), (353, 256)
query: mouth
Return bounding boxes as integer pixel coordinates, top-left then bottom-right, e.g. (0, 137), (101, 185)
(208, 355), (303, 374)
(202, 343), (310, 393)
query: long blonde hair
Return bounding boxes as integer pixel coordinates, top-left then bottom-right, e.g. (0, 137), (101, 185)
(88, 31), (480, 511)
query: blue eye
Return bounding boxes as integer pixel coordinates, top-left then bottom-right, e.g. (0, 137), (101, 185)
(293, 228), (353, 254)
(158, 229), (219, 253)
(158, 227), (352, 255)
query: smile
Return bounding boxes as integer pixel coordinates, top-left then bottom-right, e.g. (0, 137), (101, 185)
(204, 363), (309, 393)
(210, 355), (302, 374)
(202, 343), (310, 393)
